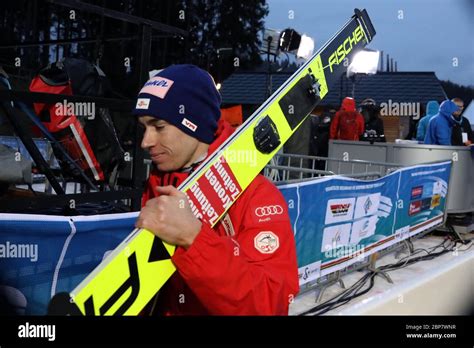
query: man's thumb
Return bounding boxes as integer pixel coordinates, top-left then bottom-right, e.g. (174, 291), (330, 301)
(155, 185), (180, 196)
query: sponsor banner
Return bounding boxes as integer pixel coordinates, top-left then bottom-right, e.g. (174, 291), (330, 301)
(297, 260), (321, 286)
(409, 200), (422, 216)
(421, 182), (434, 198)
(278, 161), (451, 287)
(397, 164), (450, 231)
(395, 225), (410, 241)
(411, 186), (423, 200)
(1, 162), (451, 310)
(433, 181), (443, 195)
(282, 188), (299, 234)
(321, 223), (352, 252)
(350, 215), (377, 245)
(431, 194), (441, 208)
(325, 198), (355, 224)
(420, 198), (432, 211)
(354, 193), (380, 219)
(0, 212), (137, 315)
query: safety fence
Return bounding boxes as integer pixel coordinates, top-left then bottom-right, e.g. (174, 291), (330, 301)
(0, 157), (452, 314)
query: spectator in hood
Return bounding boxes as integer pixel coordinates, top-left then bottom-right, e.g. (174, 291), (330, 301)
(424, 100), (461, 145)
(416, 100), (440, 141)
(329, 97), (364, 141)
(450, 97), (473, 146)
(359, 98), (385, 142)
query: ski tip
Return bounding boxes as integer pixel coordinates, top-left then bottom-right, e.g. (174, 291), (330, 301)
(353, 8), (376, 40)
(48, 292), (83, 316)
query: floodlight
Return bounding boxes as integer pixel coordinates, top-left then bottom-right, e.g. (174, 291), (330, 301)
(296, 34), (315, 60)
(347, 49), (380, 77)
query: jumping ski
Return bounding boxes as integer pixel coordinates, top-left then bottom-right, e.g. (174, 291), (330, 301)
(48, 8), (376, 316)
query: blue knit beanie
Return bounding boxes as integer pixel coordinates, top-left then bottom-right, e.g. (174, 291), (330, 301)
(132, 64), (222, 144)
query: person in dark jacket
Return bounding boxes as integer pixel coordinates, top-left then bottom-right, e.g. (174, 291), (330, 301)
(450, 98), (473, 146)
(310, 109), (334, 157)
(309, 109), (334, 170)
(424, 100), (461, 145)
(359, 98), (385, 142)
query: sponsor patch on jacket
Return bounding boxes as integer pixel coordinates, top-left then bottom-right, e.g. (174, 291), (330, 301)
(135, 98), (150, 109)
(139, 76), (174, 99)
(254, 231), (279, 254)
(221, 213), (235, 237)
(252, 204), (286, 223)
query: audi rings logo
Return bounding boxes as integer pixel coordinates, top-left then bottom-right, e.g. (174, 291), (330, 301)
(255, 205), (283, 217)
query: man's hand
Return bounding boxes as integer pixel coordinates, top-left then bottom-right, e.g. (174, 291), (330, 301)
(135, 185), (202, 249)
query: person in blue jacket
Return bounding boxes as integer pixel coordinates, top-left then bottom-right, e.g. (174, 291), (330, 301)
(424, 100), (461, 145)
(416, 100), (440, 141)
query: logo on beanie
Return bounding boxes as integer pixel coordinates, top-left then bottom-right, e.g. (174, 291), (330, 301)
(181, 118), (197, 132)
(135, 98), (150, 109)
(139, 76), (174, 99)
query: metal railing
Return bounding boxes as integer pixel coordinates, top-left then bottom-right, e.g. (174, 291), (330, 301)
(264, 153), (403, 183)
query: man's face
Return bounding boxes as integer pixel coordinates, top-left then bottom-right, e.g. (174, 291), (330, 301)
(139, 116), (200, 172)
(453, 101), (464, 117)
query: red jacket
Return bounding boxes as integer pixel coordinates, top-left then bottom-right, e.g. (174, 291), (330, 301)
(142, 119), (299, 315)
(329, 97), (365, 140)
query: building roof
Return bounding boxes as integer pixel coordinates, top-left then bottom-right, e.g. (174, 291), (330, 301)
(220, 72), (290, 105)
(220, 71), (448, 108)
